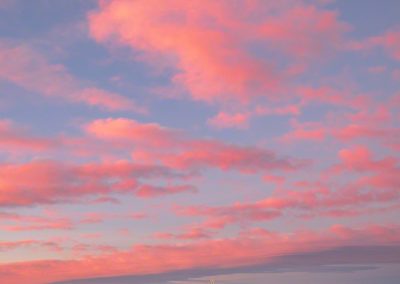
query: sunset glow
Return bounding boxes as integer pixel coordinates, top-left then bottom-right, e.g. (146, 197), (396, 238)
(0, 1), (399, 284)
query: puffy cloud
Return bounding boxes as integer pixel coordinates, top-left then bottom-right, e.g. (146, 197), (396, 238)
(338, 145), (397, 172)
(88, 0), (348, 103)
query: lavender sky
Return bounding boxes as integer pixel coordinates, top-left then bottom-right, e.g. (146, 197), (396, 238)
(0, 1), (399, 283)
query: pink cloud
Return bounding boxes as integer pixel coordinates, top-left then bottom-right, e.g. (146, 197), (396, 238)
(0, 240), (61, 253)
(297, 86), (370, 108)
(0, 42), (143, 112)
(177, 148), (400, 226)
(84, 118), (181, 147)
(154, 227), (211, 240)
(367, 65), (387, 74)
(86, 118), (306, 174)
(207, 112), (250, 129)
(0, 119), (54, 152)
(76, 87), (146, 113)
(335, 124), (400, 150)
(0, 117), (306, 207)
(255, 104), (302, 116)
(0, 208), (147, 232)
(280, 119), (326, 143)
(360, 28), (400, 60)
(88, 0), (348, 104)
(0, 3), (398, 284)
(162, 140), (305, 173)
(135, 184), (197, 198)
(338, 145), (397, 173)
(0, 159), (179, 207)
(0, 240), (37, 252)
(279, 103), (398, 148)
(262, 174), (286, 185)
(0, 224), (398, 284)
(257, 4), (348, 59)
(0, 0), (14, 10)
(3, 218), (72, 232)
(346, 106), (391, 125)
(392, 69), (400, 81)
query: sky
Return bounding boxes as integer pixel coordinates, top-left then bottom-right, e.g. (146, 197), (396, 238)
(0, 0), (399, 283)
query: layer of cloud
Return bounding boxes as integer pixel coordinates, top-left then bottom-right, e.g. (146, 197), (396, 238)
(0, 224), (398, 284)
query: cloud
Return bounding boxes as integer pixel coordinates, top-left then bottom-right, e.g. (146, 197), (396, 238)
(280, 119), (326, 143)
(0, 159), (181, 207)
(154, 227), (211, 241)
(176, 147), (400, 227)
(1, 215), (73, 232)
(297, 85), (370, 109)
(279, 103), (399, 149)
(338, 145), (396, 172)
(0, 240), (61, 253)
(88, 0), (348, 104)
(84, 118), (182, 147)
(351, 28), (400, 61)
(0, 224), (398, 284)
(207, 112), (250, 129)
(335, 124), (400, 150)
(86, 118), (307, 174)
(136, 184), (197, 198)
(53, 245), (400, 284)
(0, 42), (144, 112)
(0, 119), (54, 152)
(0, 117), (306, 207)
